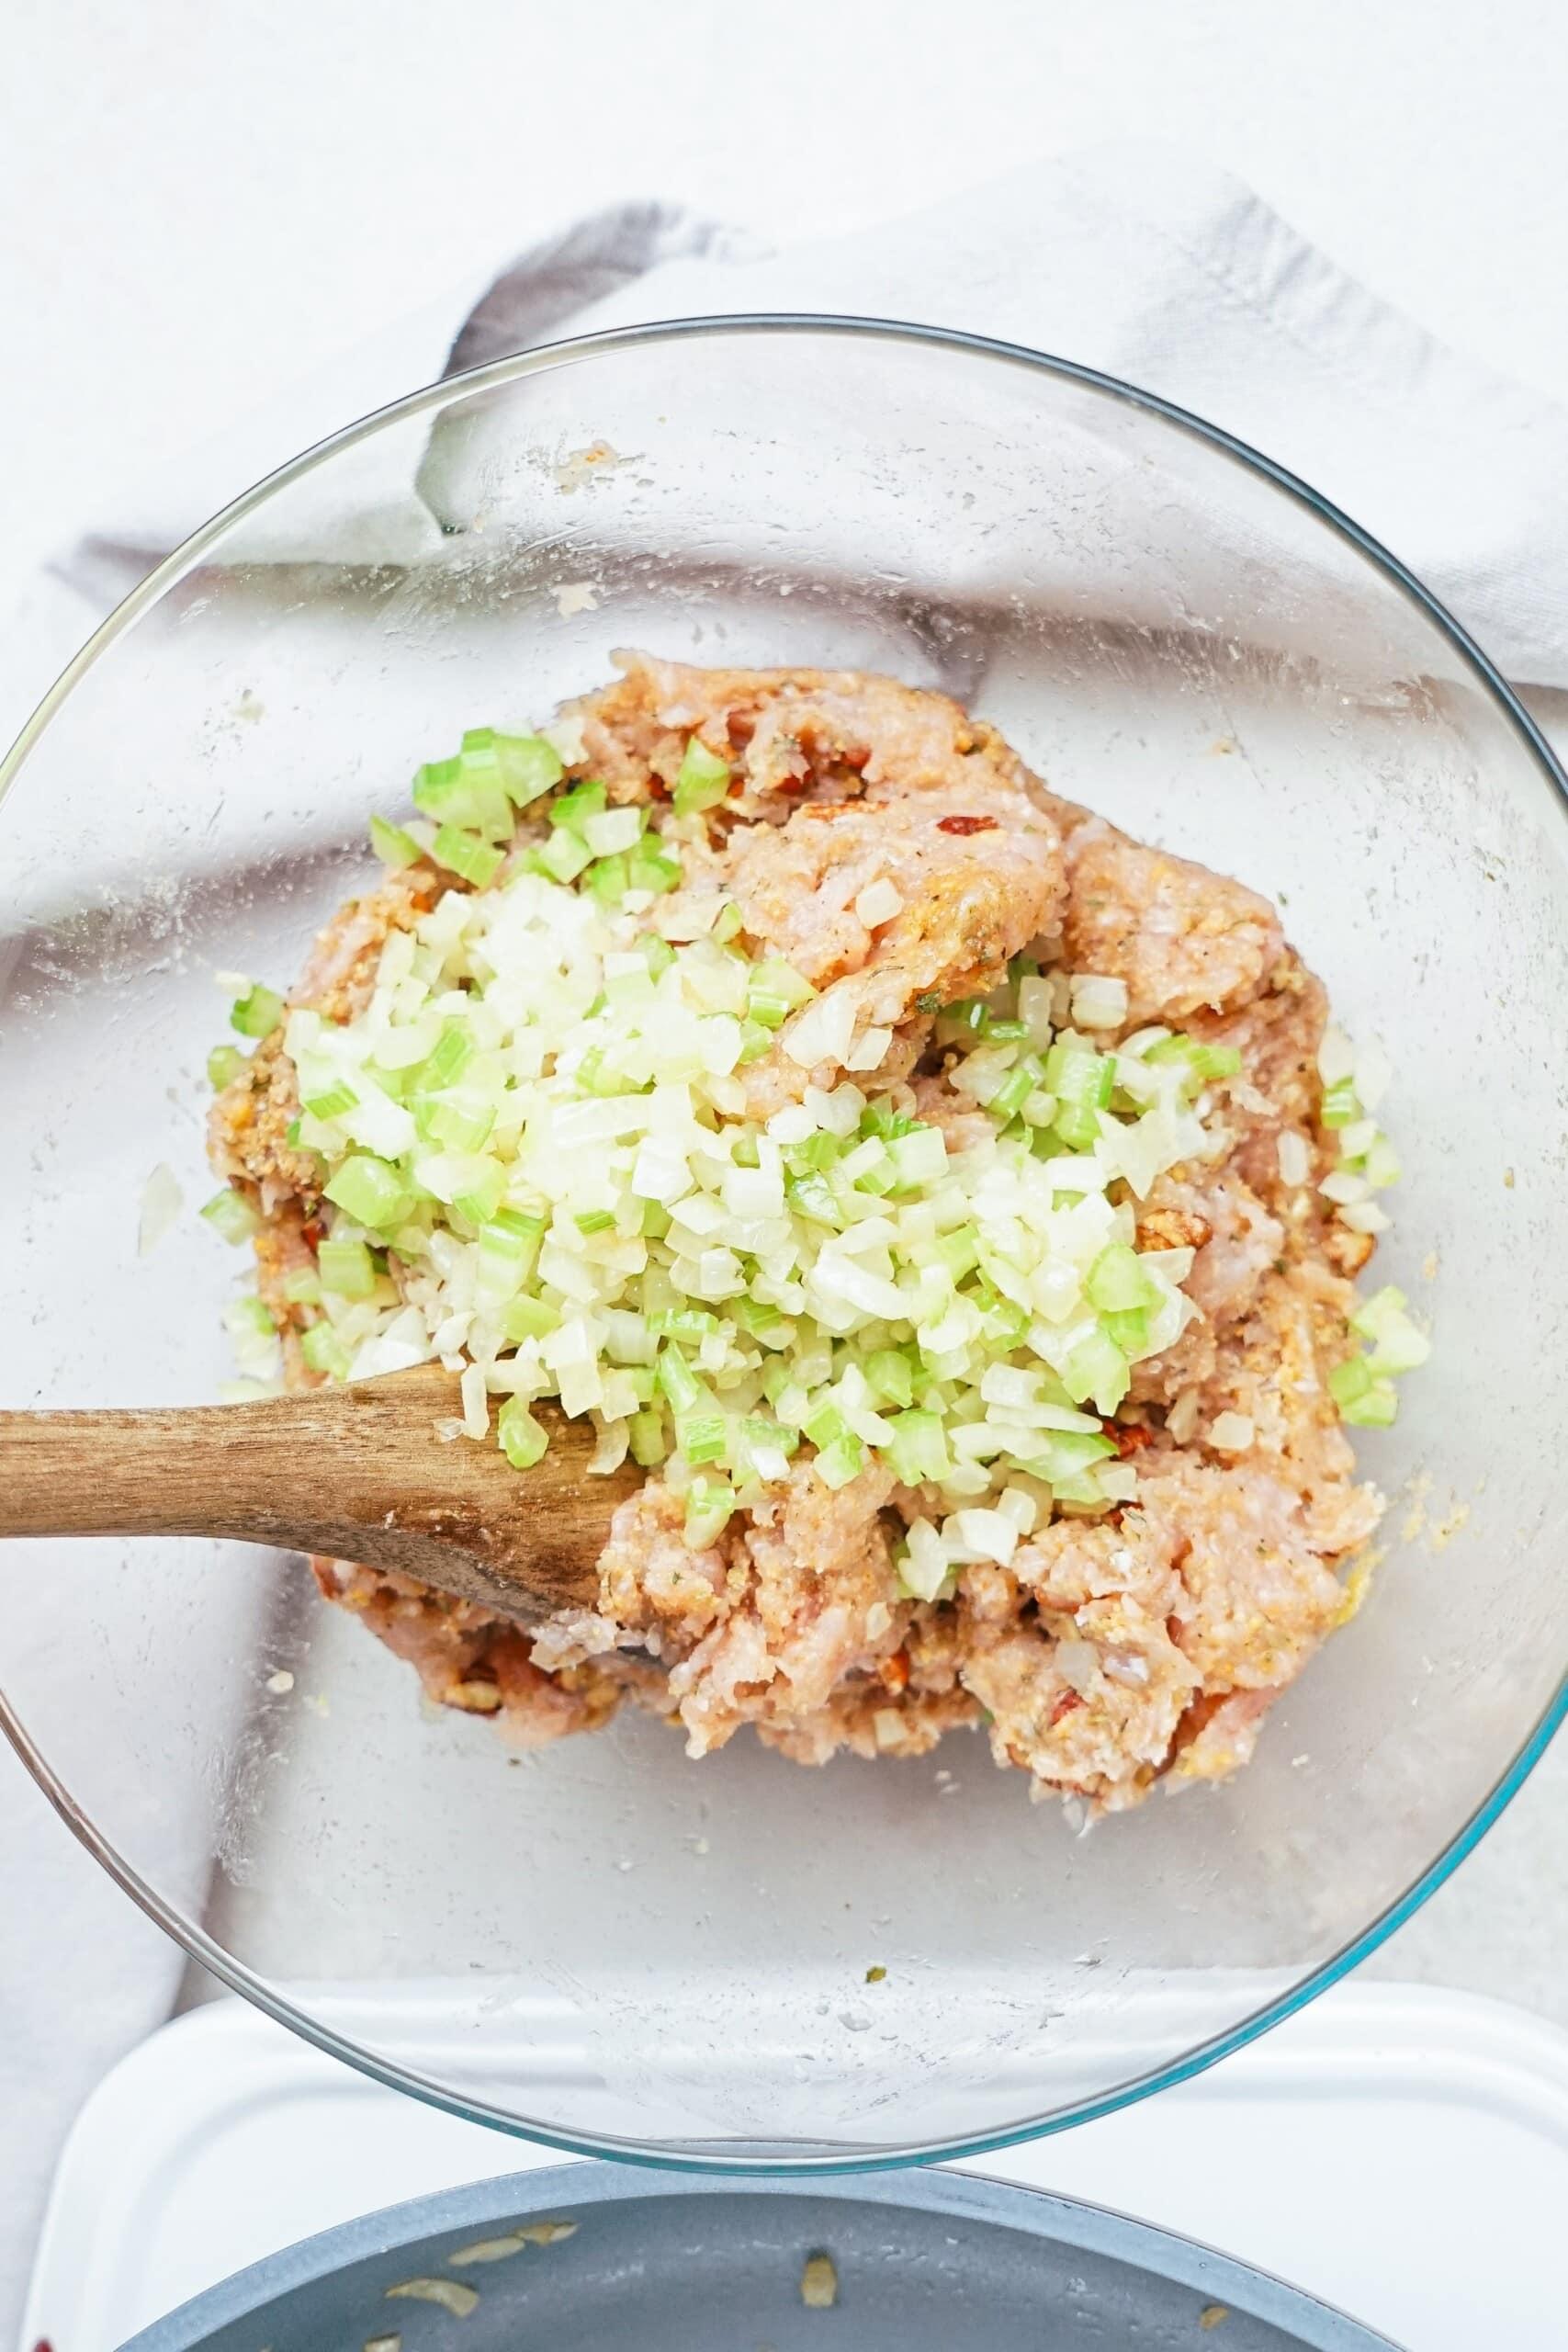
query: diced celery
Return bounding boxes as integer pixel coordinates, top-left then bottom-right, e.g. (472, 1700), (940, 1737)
(485, 729), (563, 807)
(734, 1296), (789, 1346)
(656, 1344), (704, 1416)
(976, 1287), (1030, 1347)
(549, 780), (608, 833)
(1050, 1472), (1109, 1508)
(420, 1023), (474, 1090)
(886, 1125), (947, 1188)
(224, 1295), (276, 1340)
(1101, 1306), (1151, 1356)
(453, 1161), (506, 1224)
(1368, 1321), (1429, 1376)
(1085, 1241), (1161, 1315)
(733, 1413), (798, 1468)
(1020, 1429), (1117, 1484)
(498, 1397), (549, 1468)
(535, 827), (593, 884)
(582, 805), (645, 858)
(1362, 1134), (1402, 1188)
(787, 1171), (841, 1227)
(864, 1348), (915, 1410)
(1061, 1328), (1130, 1415)
(301, 1322), (352, 1381)
(369, 814), (423, 869)
(318, 1238), (377, 1297)
(860, 1102), (918, 1141)
(1327, 1356), (1401, 1423)
(987, 1064), (1037, 1122)
(627, 838), (682, 895)
(683, 1474), (736, 1546)
(502, 1295), (559, 1343)
(628, 1408), (667, 1467)
(586, 853), (629, 904)
(200, 1187), (259, 1245)
(1349, 1283), (1404, 1337)
(323, 1155), (411, 1230)
(677, 1411), (728, 1465)
(786, 1131), (841, 1173)
(932, 1226), (979, 1283)
(650, 1306), (719, 1343)
(430, 825), (503, 888)
(207, 1045), (249, 1091)
(422, 1091), (496, 1151)
(883, 1408), (952, 1485)
(485, 1206), (546, 1252)
(672, 736), (732, 816)
(303, 1081), (358, 1121)
(804, 1402), (848, 1450)
(230, 984), (284, 1039)
(813, 1431), (866, 1489)
(747, 959), (815, 1025)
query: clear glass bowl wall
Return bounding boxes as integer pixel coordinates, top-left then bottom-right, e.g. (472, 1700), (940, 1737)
(2, 321), (1564, 2165)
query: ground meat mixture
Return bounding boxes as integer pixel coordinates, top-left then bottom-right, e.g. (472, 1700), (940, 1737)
(215, 655), (1388, 1815)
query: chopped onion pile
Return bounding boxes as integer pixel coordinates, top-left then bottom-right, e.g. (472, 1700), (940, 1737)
(205, 727), (1423, 1571)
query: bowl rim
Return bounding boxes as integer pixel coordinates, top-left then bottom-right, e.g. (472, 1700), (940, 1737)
(4, 310), (1565, 2174)
(118, 2158), (1394, 2352)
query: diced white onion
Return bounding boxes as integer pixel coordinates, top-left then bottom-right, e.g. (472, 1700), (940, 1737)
(139, 1162), (184, 1256)
(583, 808), (643, 856)
(784, 989), (857, 1069)
(899, 1519), (951, 1600)
(1317, 1023), (1357, 1085)
(946, 1508), (1021, 1566)
(1018, 977), (1056, 1048)
(1353, 1035), (1393, 1112)
(540, 714), (588, 763)
(1055, 1638), (1100, 1694)
(853, 878), (903, 928)
(1277, 1131), (1311, 1187)
(844, 1024), (894, 1072)
(1167, 1389), (1201, 1443)
(459, 1362), (490, 1439)
(998, 1486), (1039, 1535)
(1069, 973), (1130, 1030)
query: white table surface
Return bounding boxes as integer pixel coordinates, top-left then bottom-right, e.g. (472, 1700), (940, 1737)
(2, 0), (1565, 2060)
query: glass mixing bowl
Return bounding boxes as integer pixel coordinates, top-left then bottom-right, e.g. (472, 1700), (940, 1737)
(2, 318), (1565, 2168)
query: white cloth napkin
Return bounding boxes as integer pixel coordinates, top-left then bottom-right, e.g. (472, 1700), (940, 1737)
(6, 138), (1568, 2333)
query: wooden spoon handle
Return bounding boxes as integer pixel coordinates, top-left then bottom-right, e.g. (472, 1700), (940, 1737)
(0, 1367), (630, 1619)
(0, 1392), (335, 1543)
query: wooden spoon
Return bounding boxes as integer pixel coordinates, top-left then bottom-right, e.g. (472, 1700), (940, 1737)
(0, 1366), (642, 1621)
